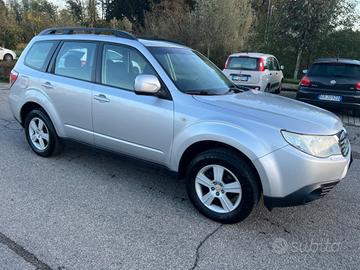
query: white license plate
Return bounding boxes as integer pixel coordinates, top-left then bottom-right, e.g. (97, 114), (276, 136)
(318, 95), (342, 102)
(232, 75), (248, 82)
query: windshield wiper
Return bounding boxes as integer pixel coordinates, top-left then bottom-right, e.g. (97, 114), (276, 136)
(184, 90), (213, 95)
(227, 85), (244, 94)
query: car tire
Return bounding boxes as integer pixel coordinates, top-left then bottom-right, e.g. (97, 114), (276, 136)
(186, 148), (260, 224)
(275, 82), (282, 94)
(24, 109), (63, 157)
(354, 109), (360, 118)
(4, 54), (13, 62)
(264, 85), (270, 92)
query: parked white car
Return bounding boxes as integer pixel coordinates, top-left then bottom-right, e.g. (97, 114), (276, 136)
(223, 52), (283, 93)
(0, 47), (16, 61)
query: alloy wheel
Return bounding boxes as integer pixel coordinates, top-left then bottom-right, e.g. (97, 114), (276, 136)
(195, 164), (242, 214)
(28, 117), (50, 151)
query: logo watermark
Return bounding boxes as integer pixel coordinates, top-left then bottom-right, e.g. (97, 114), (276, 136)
(271, 237), (341, 254)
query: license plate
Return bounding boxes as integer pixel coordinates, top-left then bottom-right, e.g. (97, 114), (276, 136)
(232, 75), (248, 82)
(318, 95), (342, 102)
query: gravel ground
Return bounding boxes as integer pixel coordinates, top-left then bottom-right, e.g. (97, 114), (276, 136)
(0, 85), (359, 270)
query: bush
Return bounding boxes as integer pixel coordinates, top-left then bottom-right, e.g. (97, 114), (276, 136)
(283, 78), (300, 84)
(0, 60), (16, 82)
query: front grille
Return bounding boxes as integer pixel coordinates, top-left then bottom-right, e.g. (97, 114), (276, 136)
(337, 130), (350, 157)
(319, 181), (339, 197)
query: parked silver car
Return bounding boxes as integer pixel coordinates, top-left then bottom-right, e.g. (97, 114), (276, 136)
(8, 28), (351, 223)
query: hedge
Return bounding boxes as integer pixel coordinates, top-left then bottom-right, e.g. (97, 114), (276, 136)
(0, 61), (16, 82)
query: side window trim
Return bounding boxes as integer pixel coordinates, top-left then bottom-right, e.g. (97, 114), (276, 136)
(95, 42), (104, 84)
(273, 57), (279, 71)
(24, 40), (60, 72)
(98, 41), (172, 100)
(47, 40), (64, 74)
(269, 58), (275, 71)
(49, 40), (99, 83)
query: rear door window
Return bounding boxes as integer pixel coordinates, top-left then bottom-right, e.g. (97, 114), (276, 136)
(24, 41), (58, 71)
(227, 57), (258, 71)
(54, 42), (96, 82)
(309, 63), (360, 78)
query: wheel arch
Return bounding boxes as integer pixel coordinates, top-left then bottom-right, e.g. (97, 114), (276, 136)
(19, 98), (65, 137)
(4, 53), (14, 61)
(177, 140), (263, 194)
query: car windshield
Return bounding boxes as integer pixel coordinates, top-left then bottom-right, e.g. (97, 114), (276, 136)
(309, 63), (360, 78)
(147, 46), (234, 95)
(228, 57), (258, 71)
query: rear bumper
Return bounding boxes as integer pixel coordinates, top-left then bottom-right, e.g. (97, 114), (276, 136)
(297, 88), (360, 111)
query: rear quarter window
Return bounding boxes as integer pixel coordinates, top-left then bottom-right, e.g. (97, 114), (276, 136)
(309, 63), (360, 78)
(227, 57), (258, 71)
(24, 41), (58, 71)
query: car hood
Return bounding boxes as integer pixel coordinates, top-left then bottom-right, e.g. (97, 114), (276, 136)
(193, 90), (343, 135)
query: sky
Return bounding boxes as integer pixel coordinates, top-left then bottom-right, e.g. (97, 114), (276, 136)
(50, 0), (66, 8)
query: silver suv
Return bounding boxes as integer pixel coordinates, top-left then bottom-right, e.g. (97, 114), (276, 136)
(8, 28), (351, 223)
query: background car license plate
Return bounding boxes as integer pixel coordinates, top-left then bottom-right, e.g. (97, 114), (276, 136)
(318, 95), (342, 102)
(232, 75), (248, 82)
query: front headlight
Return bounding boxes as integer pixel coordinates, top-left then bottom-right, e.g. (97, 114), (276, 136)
(281, 130), (341, 158)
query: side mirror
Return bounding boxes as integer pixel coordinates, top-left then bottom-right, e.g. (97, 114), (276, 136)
(302, 69), (308, 75)
(280, 65), (284, 70)
(134, 74), (161, 95)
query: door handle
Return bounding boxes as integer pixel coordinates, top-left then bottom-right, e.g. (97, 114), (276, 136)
(42, 82), (54, 89)
(94, 94), (110, 103)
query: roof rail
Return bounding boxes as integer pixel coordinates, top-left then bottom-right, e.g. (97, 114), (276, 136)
(38, 27), (137, 40)
(138, 37), (185, 46)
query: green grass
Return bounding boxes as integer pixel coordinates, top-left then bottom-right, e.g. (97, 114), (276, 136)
(283, 78), (300, 84)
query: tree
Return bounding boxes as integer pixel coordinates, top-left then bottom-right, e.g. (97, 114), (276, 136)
(66, 0), (85, 23)
(0, 0), (21, 48)
(192, 0), (253, 60)
(269, 0), (356, 79)
(142, 0), (253, 66)
(87, 0), (97, 27)
(105, 0), (152, 27)
(20, 0), (57, 40)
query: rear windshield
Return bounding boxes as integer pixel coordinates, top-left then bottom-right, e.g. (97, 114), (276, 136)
(309, 63), (360, 78)
(227, 57), (258, 71)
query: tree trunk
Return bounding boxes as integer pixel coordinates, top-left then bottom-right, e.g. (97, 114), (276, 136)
(293, 47), (303, 80)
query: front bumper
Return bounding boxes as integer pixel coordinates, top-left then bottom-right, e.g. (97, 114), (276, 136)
(264, 180), (340, 208)
(253, 144), (351, 208)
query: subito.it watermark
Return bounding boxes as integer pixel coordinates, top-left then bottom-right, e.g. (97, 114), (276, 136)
(270, 237), (341, 254)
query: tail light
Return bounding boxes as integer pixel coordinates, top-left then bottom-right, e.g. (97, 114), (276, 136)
(355, 82), (360, 90)
(300, 76), (311, 87)
(224, 57), (230, 69)
(9, 70), (18, 87)
(258, 58), (265, 72)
